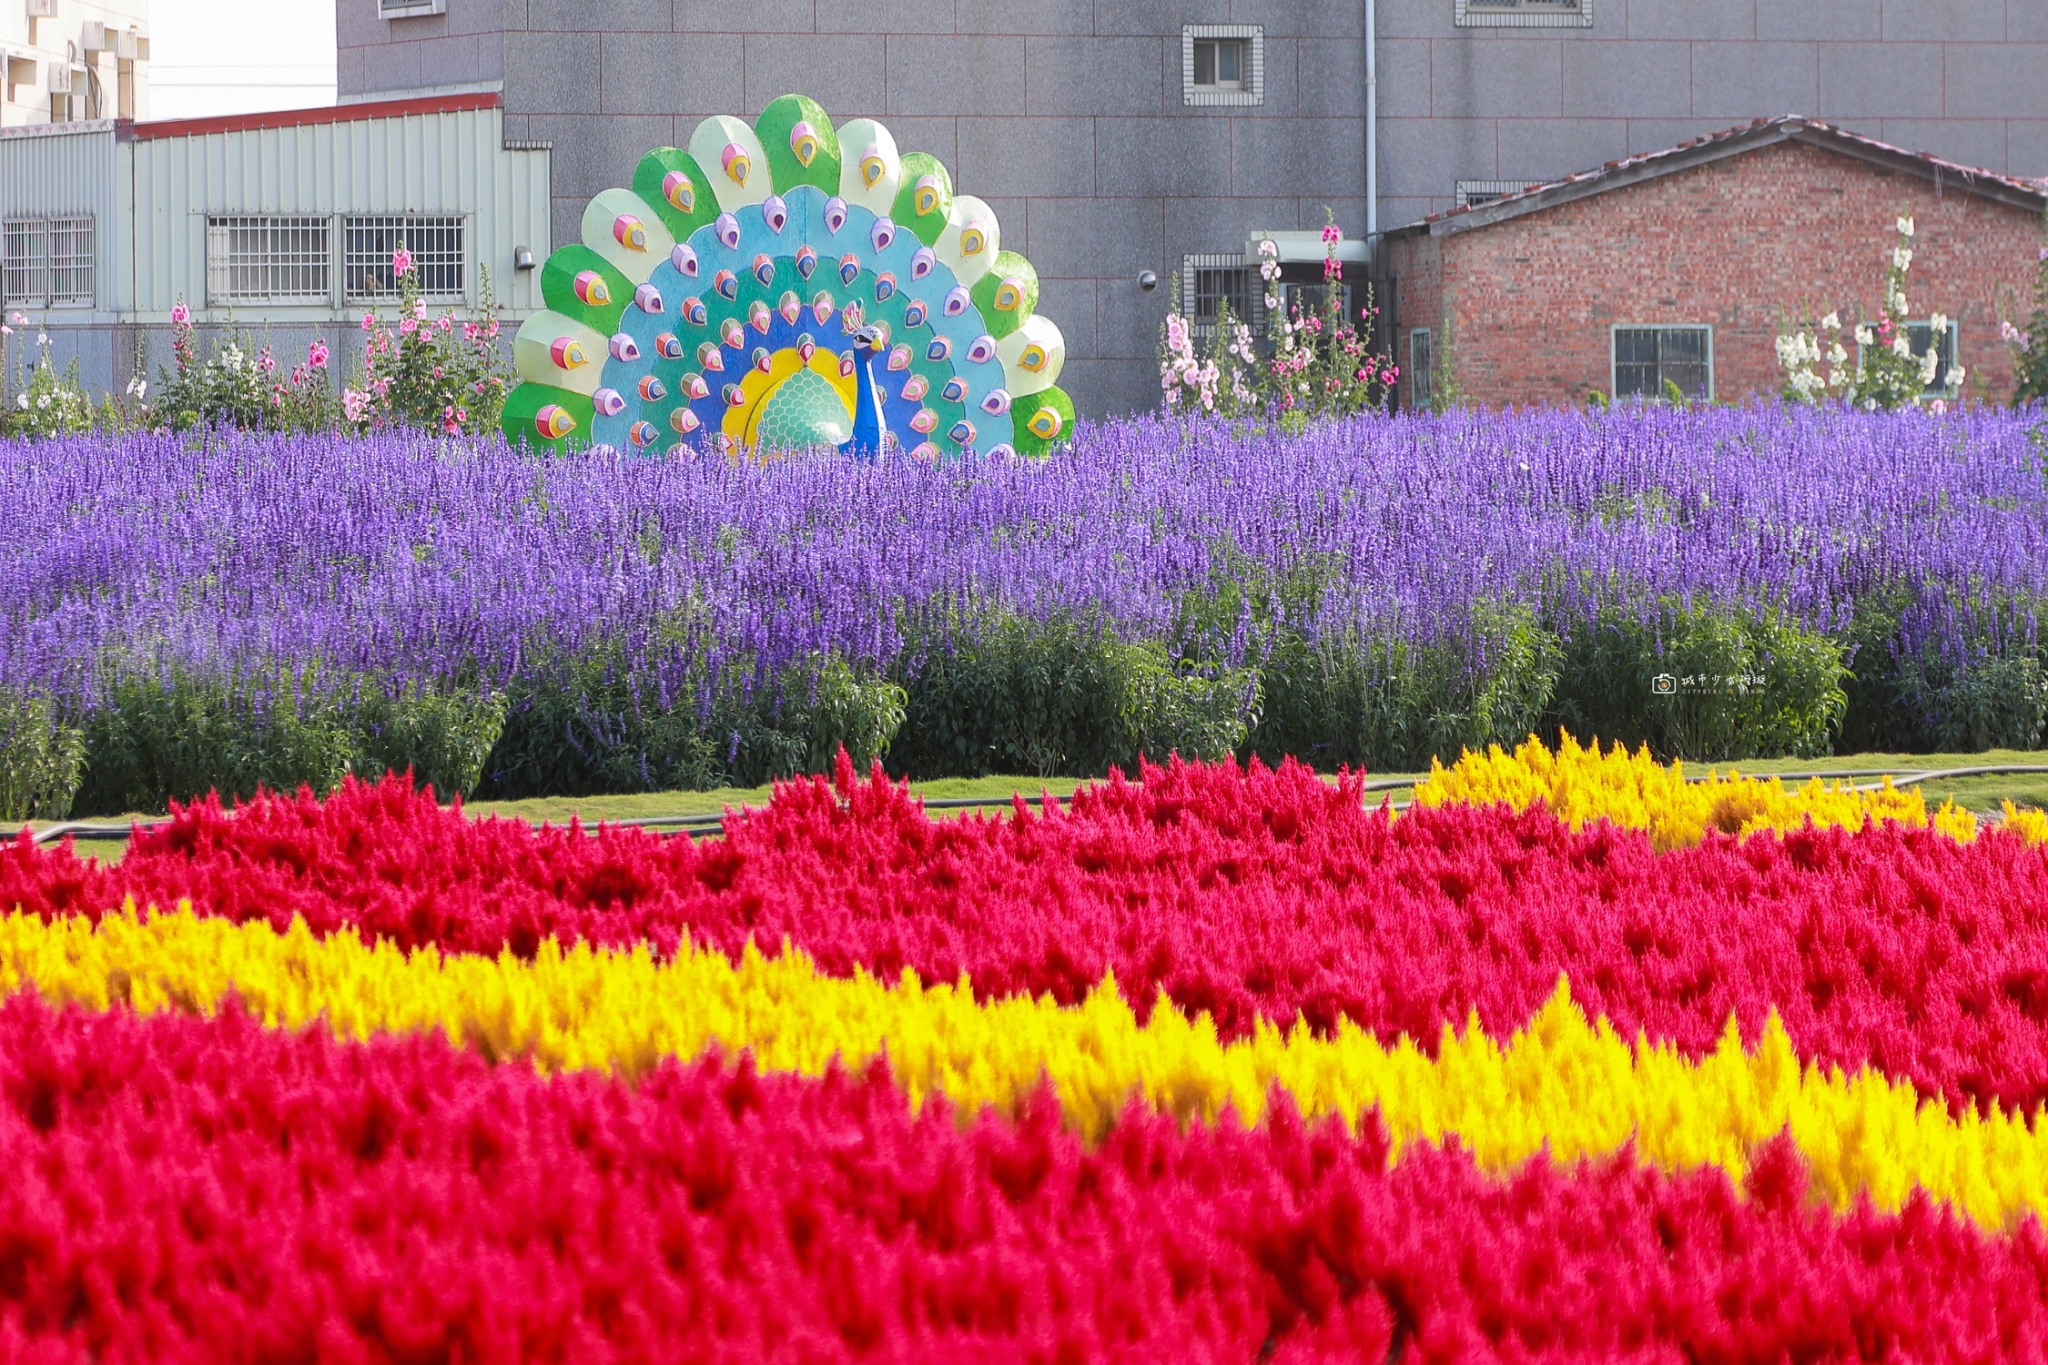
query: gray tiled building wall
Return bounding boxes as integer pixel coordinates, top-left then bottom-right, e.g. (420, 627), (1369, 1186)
(338, 0), (2048, 419)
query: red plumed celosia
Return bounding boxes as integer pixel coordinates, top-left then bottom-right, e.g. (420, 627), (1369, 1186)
(12, 755), (2048, 1112)
(3, 994), (2048, 1362)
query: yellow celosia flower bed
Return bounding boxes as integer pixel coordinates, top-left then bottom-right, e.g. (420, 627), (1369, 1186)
(1409, 733), (2024, 850)
(7, 902), (2048, 1231)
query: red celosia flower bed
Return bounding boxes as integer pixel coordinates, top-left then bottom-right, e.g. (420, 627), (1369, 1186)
(3, 993), (2043, 1364)
(9, 759), (2048, 1112)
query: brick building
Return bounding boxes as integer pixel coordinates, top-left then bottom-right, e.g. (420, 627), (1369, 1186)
(1384, 117), (2048, 409)
(335, 0), (2048, 419)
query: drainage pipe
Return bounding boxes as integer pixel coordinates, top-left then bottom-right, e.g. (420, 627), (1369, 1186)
(1365, 0), (1378, 240)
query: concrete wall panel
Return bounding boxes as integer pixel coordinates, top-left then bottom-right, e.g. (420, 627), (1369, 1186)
(1562, 38), (1691, 119)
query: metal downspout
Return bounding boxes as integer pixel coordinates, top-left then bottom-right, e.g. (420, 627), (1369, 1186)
(1365, 0), (1377, 241)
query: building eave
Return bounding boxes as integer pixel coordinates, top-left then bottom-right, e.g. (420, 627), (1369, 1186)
(120, 91), (502, 142)
(1382, 115), (2048, 243)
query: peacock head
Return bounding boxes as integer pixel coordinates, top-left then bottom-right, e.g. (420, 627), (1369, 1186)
(849, 325), (885, 358)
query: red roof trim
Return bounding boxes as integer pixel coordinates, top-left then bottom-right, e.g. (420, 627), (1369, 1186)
(125, 91), (501, 142)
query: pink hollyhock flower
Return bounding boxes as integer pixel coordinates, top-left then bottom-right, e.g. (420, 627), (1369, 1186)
(308, 340), (330, 369)
(170, 302), (191, 327)
(392, 246), (414, 276)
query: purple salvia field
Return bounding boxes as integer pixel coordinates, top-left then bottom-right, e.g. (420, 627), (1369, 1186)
(2, 406), (2043, 708)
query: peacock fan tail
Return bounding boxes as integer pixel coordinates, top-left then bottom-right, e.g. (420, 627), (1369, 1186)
(502, 94), (1076, 461)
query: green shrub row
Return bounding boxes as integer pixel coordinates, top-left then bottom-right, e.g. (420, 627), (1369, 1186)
(5, 587), (2042, 819)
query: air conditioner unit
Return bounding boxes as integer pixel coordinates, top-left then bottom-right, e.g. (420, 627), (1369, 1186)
(46, 60), (69, 91)
(114, 29), (138, 59)
(81, 20), (109, 50)
(25, 0), (58, 18)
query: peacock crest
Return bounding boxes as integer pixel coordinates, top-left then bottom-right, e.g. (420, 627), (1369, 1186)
(503, 94), (1075, 461)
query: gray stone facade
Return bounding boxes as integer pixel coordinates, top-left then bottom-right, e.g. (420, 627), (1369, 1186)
(338, 0), (2048, 419)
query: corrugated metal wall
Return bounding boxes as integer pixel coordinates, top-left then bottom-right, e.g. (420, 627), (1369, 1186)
(0, 122), (123, 318)
(128, 105), (550, 323)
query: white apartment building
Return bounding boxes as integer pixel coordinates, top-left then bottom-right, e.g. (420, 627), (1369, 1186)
(0, 0), (149, 128)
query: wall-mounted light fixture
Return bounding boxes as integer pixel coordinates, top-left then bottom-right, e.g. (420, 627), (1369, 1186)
(1138, 270), (1158, 292)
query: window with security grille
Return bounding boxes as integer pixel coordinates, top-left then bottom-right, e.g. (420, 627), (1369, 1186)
(1455, 180), (1537, 210)
(1456, 0), (1591, 26)
(206, 216), (332, 306)
(3, 217), (94, 308)
(1612, 325), (1711, 402)
(344, 215), (465, 302)
(1181, 254), (1253, 340)
(48, 218), (94, 305)
(1409, 328), (1433, 409)
(3, 220), (48, 308)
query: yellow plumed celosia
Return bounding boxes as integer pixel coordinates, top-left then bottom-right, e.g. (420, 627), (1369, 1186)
(7, 903), (2048, 1231)
(1411, 733), (1984, 850)
(2004, 800), (2048, 847)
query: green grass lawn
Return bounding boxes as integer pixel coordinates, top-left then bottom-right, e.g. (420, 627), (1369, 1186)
(34, 749), (2048, 867)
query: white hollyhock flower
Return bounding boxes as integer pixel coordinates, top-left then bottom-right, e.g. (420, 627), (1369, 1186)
(1929, 312), (1948, 335)
(1897, 216), (1914, 237)
(1820, 312), (1840, 331)
(1893, 248), (1913, 272)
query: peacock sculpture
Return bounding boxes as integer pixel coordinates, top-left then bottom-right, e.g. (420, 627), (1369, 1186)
(502, 94), (1075, 460)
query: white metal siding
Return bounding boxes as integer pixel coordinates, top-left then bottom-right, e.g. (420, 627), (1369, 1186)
(0, 123), (122, 316)
(126, 106), (548, 323)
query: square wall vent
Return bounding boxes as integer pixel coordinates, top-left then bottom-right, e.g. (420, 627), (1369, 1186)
(379, 0), (448, 16)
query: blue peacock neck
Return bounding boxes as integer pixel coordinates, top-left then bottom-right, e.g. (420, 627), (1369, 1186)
(842, 339), (884, 461)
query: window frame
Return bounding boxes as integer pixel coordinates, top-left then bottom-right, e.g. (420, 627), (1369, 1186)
(343, 214), (468, 305)
(1455, 0), (1593, 28)
(1180, 253), (1256, 342)
(1409, 327), (1433, 410)
(1455, 180), (1535, 210)
(205, 215), (334, 308)
(1857, 319), (1960, 399)
(1609, 324), (1713, 403)
(1182, 24), (1264, 107)
(2, 215), (95, 309)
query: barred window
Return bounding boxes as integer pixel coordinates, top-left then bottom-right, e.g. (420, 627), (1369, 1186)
(1409, 328), (1433, 410)
(206, 216), (331, 306)
(1180, 254), (1253, 340)
(1456, 0), (1591, 26)
(2, 217), (94, 308)
(49, 218), (93, 305)
(1612, 325), (1711, 402)
(344, 215), (465, 302)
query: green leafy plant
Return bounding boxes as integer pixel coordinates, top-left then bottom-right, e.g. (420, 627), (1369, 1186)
(480, 646), (904, 798)
(1430, 317), (1464, 415)
(71, 666), (507, 816)
(1548, 599), (1849, 762)
(1, 317), (93, 439)
(0, 690), (86, 821)
(889, 612), (1252, 780)
(1250, 600), (1560, 773)
(2001, 204), (2048, 407)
